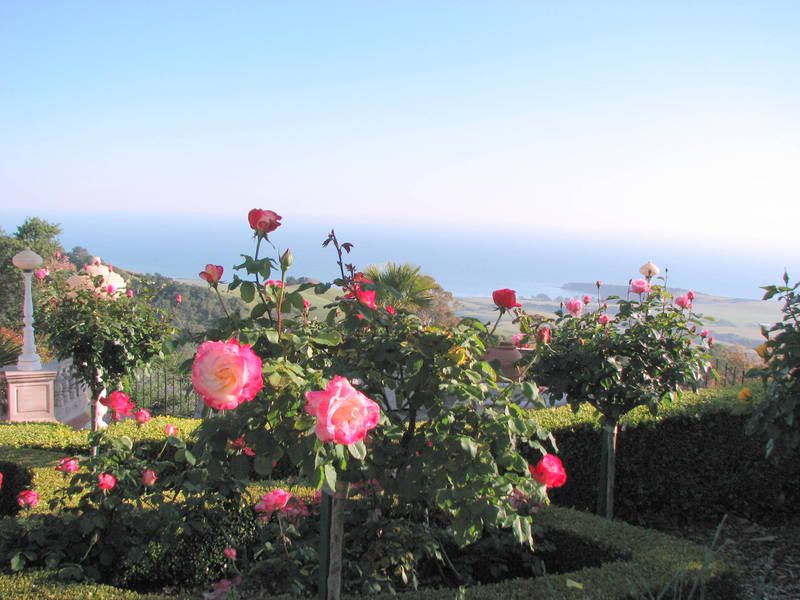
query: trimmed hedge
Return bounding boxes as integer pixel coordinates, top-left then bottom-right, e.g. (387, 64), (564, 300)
(535, 385), (800, 525)
(0, 506), (735, 600)
(0, 460), (32, 516)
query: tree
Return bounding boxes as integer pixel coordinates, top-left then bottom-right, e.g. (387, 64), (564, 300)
(67, 246), (93, 270)
(14, 217), (63, 258)
(363, 262), (457, 326)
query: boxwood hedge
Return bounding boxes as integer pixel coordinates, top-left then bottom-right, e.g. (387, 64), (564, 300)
(534, 385), (800, 525)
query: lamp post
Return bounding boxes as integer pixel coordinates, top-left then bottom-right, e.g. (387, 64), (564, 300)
(12, 248), (44, 371)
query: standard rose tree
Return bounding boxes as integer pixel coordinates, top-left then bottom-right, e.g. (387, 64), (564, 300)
(514, 266), (710, 518)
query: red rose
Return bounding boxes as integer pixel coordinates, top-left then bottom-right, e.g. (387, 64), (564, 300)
(492, 288), (521, 310)
(529, 454), (567, 488)
(199, 264), (224, 287)
(248, 209), (282, 236)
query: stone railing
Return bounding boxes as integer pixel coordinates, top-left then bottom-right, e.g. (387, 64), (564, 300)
(50, 358), (92, 428)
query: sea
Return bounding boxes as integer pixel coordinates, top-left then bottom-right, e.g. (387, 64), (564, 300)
(2, 211), (797, 300)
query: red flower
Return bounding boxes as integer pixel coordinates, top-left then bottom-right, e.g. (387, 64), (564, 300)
(98, 473), (117, 491)
(492, 288), (521, 309)
(199, 264), (224, 287)
(248, 209), (282, 236)
(17, 489), (39, 508)
(175, 293), (182, 304)
(355, 287), (377, 310)
(101, 391), (135, 421)
(353, 272), (374, 285)
(529, 454), (567, 488)
(56, 457), (79, 474)
(536, 326), (551, 345)
(385, 305), (396, 316)
(582, 295), (592, 305)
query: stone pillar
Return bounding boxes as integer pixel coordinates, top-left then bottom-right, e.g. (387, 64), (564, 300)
(3, 367), (58, 423)
(12, 249), (44, 371)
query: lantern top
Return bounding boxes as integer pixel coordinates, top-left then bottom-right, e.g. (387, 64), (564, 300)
(12, 249), (43, 272)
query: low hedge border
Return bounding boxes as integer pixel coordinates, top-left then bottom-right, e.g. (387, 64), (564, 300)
(0, 506), (736, 600)
(534, 385), (800, 525)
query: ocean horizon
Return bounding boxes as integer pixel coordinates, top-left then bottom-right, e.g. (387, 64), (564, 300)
(2, 211), (797, 300)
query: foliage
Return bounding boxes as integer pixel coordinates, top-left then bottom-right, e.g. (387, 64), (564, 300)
(36, 274), (171, 404)
(363, 261), (458, 326)
(0, 218), (66, 328)
(520, 283), (710, 420)
(747, 272), (800, 456)
(0, 327), (22, 367)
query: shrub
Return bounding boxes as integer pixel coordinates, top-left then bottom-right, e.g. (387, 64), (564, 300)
(537, 386), (800, 525)
(0, 460), (33, 516)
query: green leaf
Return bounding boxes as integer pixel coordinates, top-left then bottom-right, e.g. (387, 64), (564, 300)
(254, 455), (274, 477)
(347, 441), (367, 460)
(251, 303), (268, 319)
(323, 463), (337, 493)
(240, 281), (255, 303)
(566, 578), (584, 590)
(183, 450), (196, 466)
(10, 553), (25, 572)
(119, 435), (133, 451)
(311, 331), (343, 346)
(458, 437), (478, 459)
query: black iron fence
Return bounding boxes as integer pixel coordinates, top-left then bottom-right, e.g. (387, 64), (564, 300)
(700, 358), (755, 388)
(127, 369), (199, 418)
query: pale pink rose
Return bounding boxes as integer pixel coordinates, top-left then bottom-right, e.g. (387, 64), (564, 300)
(223, 546), (237, 560)
(598, 314), (613, 325)
(564, 298), (583, 316)
(191, 339), (264, 411)
(17, 489), (39, 508)
(134, 408), (151, 425)
(165, 423), (179, 437)
(141, 469), (158, 487)
(98, 473), (117, 491)
(56, 457), (79, 474)
(675, 295), (692, 309)
(630, 279), (652, 295)
(34, 267), (48, 281)
(582, 295), (592, 305)
(254, 488), (292, 521)
(304, 376), (381, 445)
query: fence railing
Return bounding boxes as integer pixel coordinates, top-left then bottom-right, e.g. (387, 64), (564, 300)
(700, 358), (755, 389)
(128, 369), (200, 418)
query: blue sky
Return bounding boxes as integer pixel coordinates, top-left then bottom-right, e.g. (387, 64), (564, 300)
(1, 2), (799, 254)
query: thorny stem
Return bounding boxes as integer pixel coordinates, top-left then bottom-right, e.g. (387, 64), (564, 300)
(213, 286), (230, 318)
(487, 310), (504, 339)
(253, 236), (276, 324)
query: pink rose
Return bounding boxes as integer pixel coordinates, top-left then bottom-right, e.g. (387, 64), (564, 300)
(175, 293), (182, 304)
(199, 264), (224, 287)
(141, 469), (158, 487)
(687, 290), (695, 301)
(582, 295), (592, 305)
(529, 454), (567, 488)
(630, 279), (651, 295)
(283, 498), (311, 522)
(101, 391), (135, 421)
(512, 333), (530, 349)
(192, 339), (264, 411)
(303, 298), (312, 310)
(98, 473), (117, 491)
(598, 314), (613, 325)
(265, 279), (284, 288)
(304, 376), (381, 445)
(223, 546), (237, 560)
(492, 288), (521, 310)
(355, 287), (377, 310)
(564, 298), (583, 316)
(675, 295), (692, 309)
(536, 326), (551, 345)
(105, 284), (116, 295)
(56, 457), (79, 474)
(385, 305), (396, 316)
(126, 289), (135, 298)
(165, 423), (179, 437)
(255, 488), (292, 521)
(34, 267), (48, 281)
(0, 472), (3, 489)
(700, 329), (709, 338)
(248, 209), (282, 236)
(134, 408), (151, 425)
(17, 489), (39, 508)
